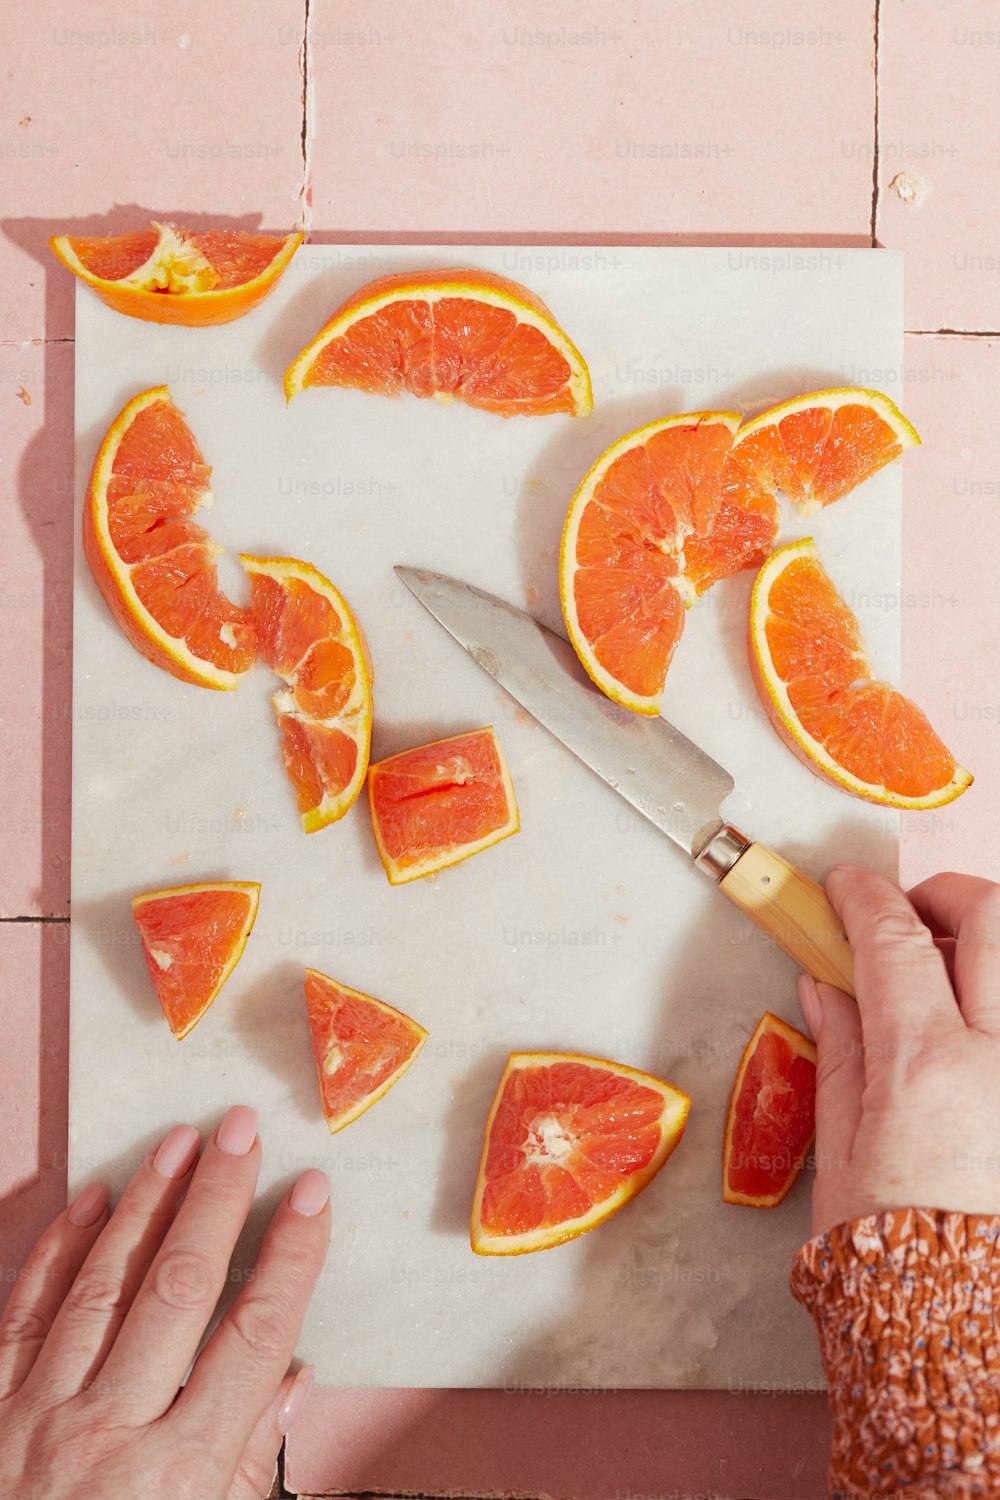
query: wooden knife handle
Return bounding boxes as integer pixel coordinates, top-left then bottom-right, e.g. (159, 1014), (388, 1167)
(717, 841), (856, 998)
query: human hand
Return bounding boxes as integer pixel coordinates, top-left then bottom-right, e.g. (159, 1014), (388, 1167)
(798, 865), (1000, 1237)
(0, 1105), (330, 1500)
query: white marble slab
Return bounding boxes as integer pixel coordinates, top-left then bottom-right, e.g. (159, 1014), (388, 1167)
(70, 245), (903, 1389)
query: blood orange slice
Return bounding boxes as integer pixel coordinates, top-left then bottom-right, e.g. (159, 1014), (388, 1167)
(367, 727), (519, 884)
(284, 267), (591, 417)
(131, 881), (260, 1039)
(84, 387), (256, 689)
(559, 413), (756, 713)
(471, 1052), (690, 1255)
(305, 968), (428, 1133)
(722, 1012), (816, 1208)
(751, 539), (972, 808)
(242, 556), (373, 833)
(50, 222), (302, 325)
(729, 388), (920, 516)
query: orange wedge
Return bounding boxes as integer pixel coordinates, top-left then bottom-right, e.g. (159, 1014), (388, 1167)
(242, 556), (373, 833)
(750, 539), (972, 808)
(559, 413), (756, 713)
(51, 222), (302, 325)
(729, 387), (920, 516)
(471, 1052), (690, 1255)
(131, 881), (260, 1039)
(723, 1012), (816, 1209)
(305, 968), (428, 1133)
(367, 727), (519, 884)
(84, 386), (256, 689)
(284, 267), (592, 417)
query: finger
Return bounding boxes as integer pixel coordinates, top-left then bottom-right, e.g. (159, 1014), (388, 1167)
(798, 974), (865, 1193)
(227, 1364), (315, 1500)
(94, 1106), (262, 1421)
(0, 1183), (110, 1399)
(170, 1169), (330, 1470)
(18, 1123), (201, 1407)
(934, 936), (957, 990)
(907, 872), (1000, 1034)
(825, 865), (960, 1057)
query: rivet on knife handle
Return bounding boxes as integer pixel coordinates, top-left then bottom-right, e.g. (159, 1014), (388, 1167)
(700, 833), (856, 998)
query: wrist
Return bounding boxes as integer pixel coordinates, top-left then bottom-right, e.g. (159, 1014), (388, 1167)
(791, 1208), (1000, 1493)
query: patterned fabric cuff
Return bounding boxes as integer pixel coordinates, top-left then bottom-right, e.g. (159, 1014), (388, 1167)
(790, 1209), (1000, 1498)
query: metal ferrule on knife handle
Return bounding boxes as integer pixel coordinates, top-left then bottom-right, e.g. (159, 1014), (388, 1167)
(697, 827), (856, 998)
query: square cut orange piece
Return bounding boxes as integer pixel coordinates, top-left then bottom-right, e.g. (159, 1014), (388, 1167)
(367, 726), (519, 885)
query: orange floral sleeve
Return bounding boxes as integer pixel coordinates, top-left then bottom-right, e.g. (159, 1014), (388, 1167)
(790, 1209), (1000, 1498)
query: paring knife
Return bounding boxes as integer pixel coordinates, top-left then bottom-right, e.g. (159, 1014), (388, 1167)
(395, 566), (855, 999)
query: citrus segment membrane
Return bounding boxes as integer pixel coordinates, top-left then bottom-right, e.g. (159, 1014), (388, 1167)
(680, 462), (780, 597)
(284, 267), (592, 417)
(131, 881), (260, 1039)
(242, 556), (373, 833)
(723, 1012), (816, 1208)
(84, 387), (256, 688)
(471, 1052), (690, 1254)
(305, 968), (428, 1133)
(751, 539), (972, 808)
(367, 727), (519, 884)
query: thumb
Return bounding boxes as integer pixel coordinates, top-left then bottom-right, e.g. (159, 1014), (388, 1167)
(798, 974), (865, 1199)
(227, 1364), (314, 1500)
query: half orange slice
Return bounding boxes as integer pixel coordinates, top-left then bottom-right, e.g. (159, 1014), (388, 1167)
(750, 539), (972, 808)
(242, 556), (373, 833)
(559, 413), (751, 712)
(471, 1052), (690, 1255)
(305, 968), (428, 1133)
(84, 386), (256, 689)
(131, 881), (260, 1039)
(51, 222), (302, 325)
(284, 267), (592, 417)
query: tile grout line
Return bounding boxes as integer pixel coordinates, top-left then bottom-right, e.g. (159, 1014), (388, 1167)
(908, 328), (1000, 339)
(0, 915), (69, 924)
(298, 0), (314, 232)
(0, 328), (996, 349)
(870, 0), (880, 247)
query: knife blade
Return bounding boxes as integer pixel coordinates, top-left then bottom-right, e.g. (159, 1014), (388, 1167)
(396, 565), (855, 998)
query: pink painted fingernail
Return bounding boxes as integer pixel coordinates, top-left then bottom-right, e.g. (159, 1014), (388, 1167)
(278, 1364), (315, 1435)
(215, 1105), (259, 1157)
(152, 1123), (201, 1179)
(289, 1169), (330, 1218)
(68, 1182), (110, 1227)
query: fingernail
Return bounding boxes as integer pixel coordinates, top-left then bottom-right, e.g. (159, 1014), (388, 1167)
(289, 1168), (330, 1218)
(798, 973), (823, 1040)
(152, 1123), (201, 1180)
(216, 1105), (259, 1157)
(278, 1364), (315, 1435)
(68, 1182), (110, 1227)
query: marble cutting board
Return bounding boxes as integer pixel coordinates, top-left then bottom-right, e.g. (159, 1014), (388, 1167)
(69, 244), (903, 1389)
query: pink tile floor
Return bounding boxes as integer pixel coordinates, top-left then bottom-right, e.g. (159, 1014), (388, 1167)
(2, 4), (998, 1496)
